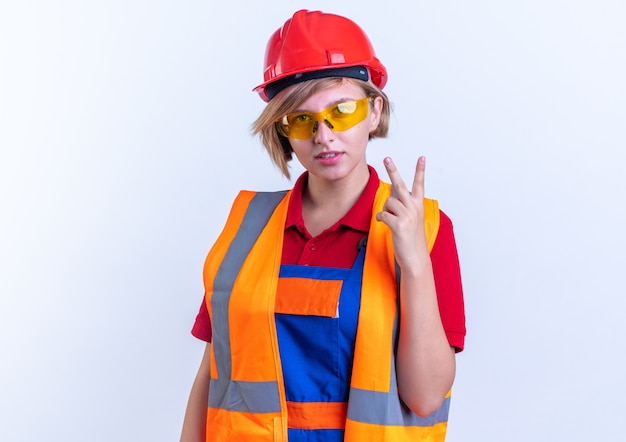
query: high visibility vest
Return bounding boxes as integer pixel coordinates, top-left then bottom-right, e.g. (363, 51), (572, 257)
(203, 180), (449, 441)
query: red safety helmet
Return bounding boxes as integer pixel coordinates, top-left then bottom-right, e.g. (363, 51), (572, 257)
(253, 9), (388, 102)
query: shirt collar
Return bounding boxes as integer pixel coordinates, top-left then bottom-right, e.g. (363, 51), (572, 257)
(286, 165), (380, 233)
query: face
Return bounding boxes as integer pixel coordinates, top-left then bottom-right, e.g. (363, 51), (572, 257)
(286, 80), (383, 186)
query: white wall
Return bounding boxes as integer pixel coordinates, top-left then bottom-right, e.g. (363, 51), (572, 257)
(1, 1), (624, 441)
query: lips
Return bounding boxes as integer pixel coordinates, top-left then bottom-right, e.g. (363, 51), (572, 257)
(314, 151), (344, 165)
(316, 152), (338, 159)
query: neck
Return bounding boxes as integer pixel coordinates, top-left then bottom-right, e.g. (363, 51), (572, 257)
(301, 165), (371, 236)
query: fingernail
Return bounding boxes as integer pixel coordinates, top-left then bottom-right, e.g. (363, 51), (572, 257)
(384, 157), (393, 166)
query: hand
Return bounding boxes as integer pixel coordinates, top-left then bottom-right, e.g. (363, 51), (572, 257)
(375, 156), (429, 270)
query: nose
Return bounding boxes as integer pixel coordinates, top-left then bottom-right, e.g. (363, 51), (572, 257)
(313, 119), (335, 144)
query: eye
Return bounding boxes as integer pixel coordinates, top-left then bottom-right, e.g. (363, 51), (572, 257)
(336, 101), (358, 114)
(291, 113), (313, 124)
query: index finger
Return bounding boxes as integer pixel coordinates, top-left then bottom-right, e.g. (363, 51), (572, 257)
(383, 157), (410, 199)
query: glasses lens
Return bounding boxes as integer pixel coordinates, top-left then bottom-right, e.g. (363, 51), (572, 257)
(281, 113), (316, 139)
(278, 97), (370, 140)
(326, 98), (369, 132)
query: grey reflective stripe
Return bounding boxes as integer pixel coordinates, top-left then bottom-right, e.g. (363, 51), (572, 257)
(210, 191), (287, 412)
(209, 379), (281, 413)
(347, 388), (450, 426)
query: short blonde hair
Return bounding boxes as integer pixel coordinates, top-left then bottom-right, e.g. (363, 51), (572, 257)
(251, 77), (391, 179)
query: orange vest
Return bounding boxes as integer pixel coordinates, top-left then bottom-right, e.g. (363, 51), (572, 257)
(203, 180), (449, 441)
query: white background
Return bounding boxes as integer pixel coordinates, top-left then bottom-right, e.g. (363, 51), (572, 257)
(1, 1), (625, 441)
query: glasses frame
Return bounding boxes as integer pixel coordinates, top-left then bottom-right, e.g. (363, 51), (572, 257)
(276, 97), (372, 140)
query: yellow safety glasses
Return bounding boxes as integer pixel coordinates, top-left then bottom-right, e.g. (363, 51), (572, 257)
(276, 97), (371, 140)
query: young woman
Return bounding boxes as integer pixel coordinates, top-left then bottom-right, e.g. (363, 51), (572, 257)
(181, 9), (466, 442)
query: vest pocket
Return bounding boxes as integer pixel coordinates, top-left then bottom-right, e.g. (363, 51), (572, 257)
(275, 277), (342, 318)
(275, 312), (342, 400)
(274, 271), (354, 403)
(275, 275), (344, 400)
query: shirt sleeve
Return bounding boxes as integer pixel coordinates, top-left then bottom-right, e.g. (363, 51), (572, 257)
(431, 209), (466, 352)
(191, 297), (212, 342)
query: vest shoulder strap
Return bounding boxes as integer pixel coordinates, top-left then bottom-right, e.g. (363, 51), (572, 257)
(203, 190), (289, 298)
(226, 189), (290, 262)
(238, 190), (289, 221)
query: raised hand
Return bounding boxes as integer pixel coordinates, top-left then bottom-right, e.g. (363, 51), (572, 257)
(376, 156), (455, 417)
(375, 156), (429, 270)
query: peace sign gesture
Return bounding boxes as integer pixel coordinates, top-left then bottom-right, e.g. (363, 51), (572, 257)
(376, 156), (430, 270)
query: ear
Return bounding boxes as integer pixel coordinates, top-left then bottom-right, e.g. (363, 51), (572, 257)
(369, 96), (383, 132)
